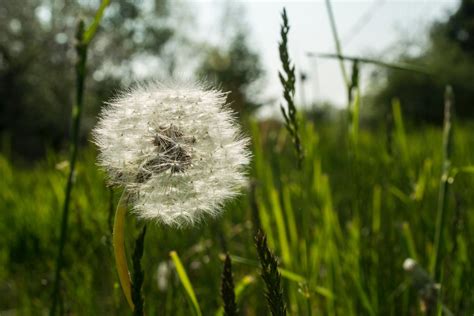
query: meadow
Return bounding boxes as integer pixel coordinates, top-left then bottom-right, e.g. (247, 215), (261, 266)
(2, 115), (474, 314)
(2, 1), (474, 316)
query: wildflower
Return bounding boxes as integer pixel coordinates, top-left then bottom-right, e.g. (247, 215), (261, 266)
(93, 80), (250, 226)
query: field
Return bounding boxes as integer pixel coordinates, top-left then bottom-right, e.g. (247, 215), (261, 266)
(2, 115), (474, 315)
(2, 1), (474, 315)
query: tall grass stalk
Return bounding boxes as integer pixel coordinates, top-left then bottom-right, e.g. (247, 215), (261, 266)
(50, 3), (109, 314)
(324, 0), (358, 145)
(221, 254), (237, 316)
(255, 230), (287, 316)
(50, 20), (87, 315)
(216, 273), (255, 316)
(348, 60), (360, 145)
(431, 86), (454, 279)
(392, 98), (415, 180)
(279, 8), (303, 168)
(311, 53), (432, 75)
(324, 0), (349, 87)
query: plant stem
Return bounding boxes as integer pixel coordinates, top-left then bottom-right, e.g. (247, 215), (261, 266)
(310, 53), (433, 75)
(325, 0), (349, 87)
(50, 19), (87, 316)
(431, 86), (454, 279)
(132, 225), (147, 316)
(49, 3), (110, 313)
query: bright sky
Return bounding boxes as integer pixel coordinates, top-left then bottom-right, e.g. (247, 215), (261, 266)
(191, 0), (457, 113)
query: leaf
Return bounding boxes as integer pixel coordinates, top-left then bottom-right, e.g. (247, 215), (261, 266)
(170, 251), (202, 316)
(83, 0), (111, 45)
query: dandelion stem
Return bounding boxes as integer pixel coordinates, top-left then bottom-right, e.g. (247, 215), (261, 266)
(114, 191), (135, 310)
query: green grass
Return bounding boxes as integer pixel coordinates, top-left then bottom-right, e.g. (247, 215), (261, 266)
(1, 117), (474, 314)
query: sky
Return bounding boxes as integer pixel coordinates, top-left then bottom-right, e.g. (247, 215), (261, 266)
(190, 0), (458, 114)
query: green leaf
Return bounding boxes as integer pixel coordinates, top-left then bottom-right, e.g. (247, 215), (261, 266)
(83, 0), (111, 45)
(170, 251), (202, 316)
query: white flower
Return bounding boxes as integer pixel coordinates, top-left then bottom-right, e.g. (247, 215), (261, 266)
(93, 80), (250, 226)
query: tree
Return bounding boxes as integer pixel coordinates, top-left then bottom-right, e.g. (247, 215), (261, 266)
(198, 31), (264, 116)
(0, 0), (175, 159)
(440, 0), (474, 54)
(369, 0), (474, 123)
(197, 2), (264, 117)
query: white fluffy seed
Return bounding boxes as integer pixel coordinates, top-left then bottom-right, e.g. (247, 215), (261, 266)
(92, 80), (251, 227)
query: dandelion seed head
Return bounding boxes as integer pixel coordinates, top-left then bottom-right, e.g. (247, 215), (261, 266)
(403, 258), (417, 272)
(93, 80), (250, 226)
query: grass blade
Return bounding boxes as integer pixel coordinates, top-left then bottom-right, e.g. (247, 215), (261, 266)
(113, 192), (134, 310)
(431, 86), (454, 279)
(324, 0), (349, 86)
(282, 186), (298, 247)
(392, 99), (409, 165)
(401, 222), (418, 262)
(83, 0), (111, 45)
(270, 188), (291, 266)
(349, 61), (360, 145)
(170, 251), (202, 316)
(310, 53), (432, 75)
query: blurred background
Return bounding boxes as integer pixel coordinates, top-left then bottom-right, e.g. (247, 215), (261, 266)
(1, 0), (464, 161)
(2, 0), (474, 315)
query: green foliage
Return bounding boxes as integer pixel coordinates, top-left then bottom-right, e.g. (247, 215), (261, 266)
(369, 0), (474, 123)
(2, 2), (474, 309)
(436, 0), (474, 54)
(2, 117), (474, 313)
(198, 31), (264, 116)
(0, 0), (174, 158)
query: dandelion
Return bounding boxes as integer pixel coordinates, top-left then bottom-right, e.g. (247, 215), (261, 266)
(93, 80), (250, 311)
(93, 80), (250, 226)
